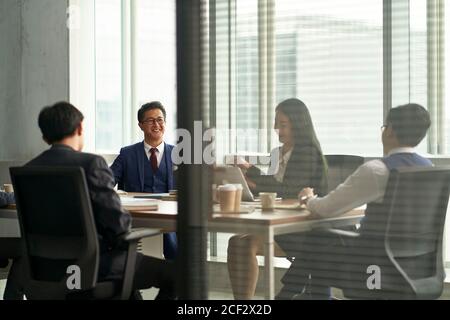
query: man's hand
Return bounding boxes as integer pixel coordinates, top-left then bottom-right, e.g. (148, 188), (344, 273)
(298, 188), (315, 205)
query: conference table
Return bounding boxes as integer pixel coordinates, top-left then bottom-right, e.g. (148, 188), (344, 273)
(125, 195), (365, 300)
(0, 195), (364, 300)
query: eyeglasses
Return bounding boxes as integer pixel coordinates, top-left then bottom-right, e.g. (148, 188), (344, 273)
(141, 117), (165, 125)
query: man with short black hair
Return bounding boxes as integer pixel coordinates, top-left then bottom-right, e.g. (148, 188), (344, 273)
(5, 102), (175, 300)
(111, 101), (177, 260)
(276, 103), (433, 300)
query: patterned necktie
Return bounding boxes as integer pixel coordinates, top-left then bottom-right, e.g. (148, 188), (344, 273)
(150, 148), (158, 172)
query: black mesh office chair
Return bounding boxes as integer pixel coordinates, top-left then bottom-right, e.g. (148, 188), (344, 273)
(325, 155), (364, 233)
(335, 167), (450, 299)
(325, 155), (364, 192)
(10, 166), (161, 300)
(277, 167), (450, 300)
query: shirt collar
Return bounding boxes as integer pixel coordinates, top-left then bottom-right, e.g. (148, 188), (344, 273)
(144, 141), (165, 154)
(280, 147), (293, 163)
(387, 147), (415, 156)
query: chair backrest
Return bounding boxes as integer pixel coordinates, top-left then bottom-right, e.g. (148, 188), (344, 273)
(382, 167), (450, 298)
(345, 166), (450, 299)
(10, 166), (99, 299)
(325, 155), (364, 192)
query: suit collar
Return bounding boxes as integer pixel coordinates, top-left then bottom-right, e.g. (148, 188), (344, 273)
(136, 142), (147, 191)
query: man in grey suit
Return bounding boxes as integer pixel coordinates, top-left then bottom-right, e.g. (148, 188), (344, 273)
(5, 102), (175, 300)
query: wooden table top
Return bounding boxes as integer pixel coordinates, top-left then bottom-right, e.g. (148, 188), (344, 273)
(4, 197), (364, 227)
(129, 199), (365, 226)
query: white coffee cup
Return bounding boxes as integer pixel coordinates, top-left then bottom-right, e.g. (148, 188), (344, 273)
(218, 184), (237, 213)
(3, 184), (13, 194)
(259, 192), (277, 212)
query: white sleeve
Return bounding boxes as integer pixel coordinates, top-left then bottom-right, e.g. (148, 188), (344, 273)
(307, 160), (390, 218)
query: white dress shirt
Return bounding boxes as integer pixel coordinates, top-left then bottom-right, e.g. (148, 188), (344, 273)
(144, 141), (165, 167)
(307, 147), (418, 218)
(272, 147), (293, 183)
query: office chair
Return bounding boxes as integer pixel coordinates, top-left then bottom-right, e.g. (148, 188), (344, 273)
(277, 166), (450, 300)
(325, 155), (364, 192)
(10, 166), (161, 300)
(335, 166), (450, 299)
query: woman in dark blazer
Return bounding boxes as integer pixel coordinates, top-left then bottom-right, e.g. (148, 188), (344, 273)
(227, 98), (328, 299)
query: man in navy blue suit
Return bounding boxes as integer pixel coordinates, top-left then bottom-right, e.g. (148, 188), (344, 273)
(110, 102), (177, 260)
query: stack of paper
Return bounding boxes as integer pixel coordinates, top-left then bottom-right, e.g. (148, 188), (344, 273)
(120, 197), (159, 211)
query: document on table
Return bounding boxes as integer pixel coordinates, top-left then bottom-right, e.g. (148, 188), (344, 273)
(120, 197), (159, 210)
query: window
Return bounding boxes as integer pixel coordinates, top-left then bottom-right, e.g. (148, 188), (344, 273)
(70, 0), (177, 153)
(136, 0), (177, 144)
(445, 2), (450, 153)
(275, 0), (384, 156)
(95, 0), (123, 153)
(236, 0), (259, 153)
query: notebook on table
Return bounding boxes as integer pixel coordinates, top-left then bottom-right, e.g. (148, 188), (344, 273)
(120, 197), (159, 211)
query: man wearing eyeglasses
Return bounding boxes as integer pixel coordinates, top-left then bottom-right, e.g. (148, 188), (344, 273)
(110, 101), (177, 260)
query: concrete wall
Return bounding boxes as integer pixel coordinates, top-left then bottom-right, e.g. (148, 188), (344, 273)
(0, 0), (22, 162)
(0, 0), (69, 182)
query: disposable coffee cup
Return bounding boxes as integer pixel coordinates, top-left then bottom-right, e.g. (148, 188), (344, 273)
(259, 192), (277, 212)
(218, 184), (237, 213)
(3, 184), (13, 194)
(233, 184), (243, 212)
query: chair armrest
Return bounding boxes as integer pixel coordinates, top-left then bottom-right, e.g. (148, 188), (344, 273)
(325, 228), (360, 238)
(121, 228), (161, 242)
(118, 227), (162, 300)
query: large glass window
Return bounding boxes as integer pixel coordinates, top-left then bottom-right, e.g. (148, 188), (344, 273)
(275, 0), (383, 156)
(236, 0), (259, 153)
(95, 0), (123, 153)
(136, 0), (177, 144)
(446, 2), (450, 154)
(86, 0), (177, 153)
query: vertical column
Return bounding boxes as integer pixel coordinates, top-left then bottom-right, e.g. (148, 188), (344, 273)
(176, 0), (209, 300)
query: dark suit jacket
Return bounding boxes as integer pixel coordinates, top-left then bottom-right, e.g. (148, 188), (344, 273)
(26, 144), (131, 279)
(246, 144), (328, 199)
(110, 142), (175, 192)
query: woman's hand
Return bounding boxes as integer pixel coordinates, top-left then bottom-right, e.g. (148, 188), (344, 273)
(234, 156), (252, 170)
(245, 176), (257, 190)
(298, 188), (315, 205)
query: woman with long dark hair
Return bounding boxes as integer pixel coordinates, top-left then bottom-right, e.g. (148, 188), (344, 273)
(227, 98), (328, 299)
